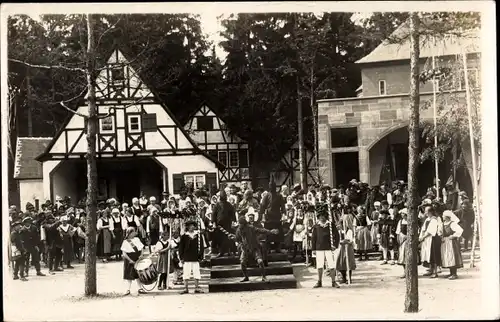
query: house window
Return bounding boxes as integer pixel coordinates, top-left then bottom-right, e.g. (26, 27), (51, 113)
(229, 151), (239, 167)
(128, 115), (141, 133)
(142, 113), (157, 132)
(184, 174), (206, 189)
(218, 151), (228, 166)
(197, 116), (214, 131)
(330, 127), (358, 148)
(379, 80), (387, 96)
(111, 66), (125, 83)
(99, 115), (114, 133)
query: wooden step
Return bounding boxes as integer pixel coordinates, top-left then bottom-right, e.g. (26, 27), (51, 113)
(211, 261), (293, 278)
(209, 274), (297, 293)
(210, 252), (288, 266)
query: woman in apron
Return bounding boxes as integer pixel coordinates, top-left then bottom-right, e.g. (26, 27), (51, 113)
(121, 227), (146, 296)
(370, 201), (381, 250)
(57, 216), (76, 269)
(111, 208), (123, 260)
(396, 208), (408, 278)
(354, 206), (373, 261)
(290, 206), (306, 262)
(419, 206), (442, 278)
(441, 210), (464, 280)
(97, 211), (113, 263)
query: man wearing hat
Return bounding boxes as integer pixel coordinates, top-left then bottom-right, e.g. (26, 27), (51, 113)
(234, 214), (278, 283)
(21, 215), (46, 277)
(41, 214), (64, 273)
(211, 189), (236, 257)
(11, 220), (28, 281)
(311, 203), (340, 288)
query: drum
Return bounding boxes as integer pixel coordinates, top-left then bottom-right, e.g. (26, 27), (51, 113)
(134, 255), (159, 285)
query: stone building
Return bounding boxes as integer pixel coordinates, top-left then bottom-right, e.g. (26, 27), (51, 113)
(317, 25), (479, 194)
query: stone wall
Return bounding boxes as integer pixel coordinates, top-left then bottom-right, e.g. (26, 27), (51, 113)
(317, 91), (467, 186)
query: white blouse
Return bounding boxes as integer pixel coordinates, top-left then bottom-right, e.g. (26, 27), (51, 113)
(154, 239), (174, 253)
(420, 217), (438, 238)
(120, 237), (144, 253)
(446, 221), (464, 238)
(97, 217), (112, 230)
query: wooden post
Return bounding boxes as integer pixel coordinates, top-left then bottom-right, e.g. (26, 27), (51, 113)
(462, 52), (480, 267)
(404, 12), (420, 313)
(166, 222), (172, 289)
(162, 169), (167, 194)
(432, 54), (440, 200)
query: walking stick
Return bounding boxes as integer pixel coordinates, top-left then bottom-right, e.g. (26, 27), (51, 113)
(166, 220), (173, 290)
(305, 214), (309, 266)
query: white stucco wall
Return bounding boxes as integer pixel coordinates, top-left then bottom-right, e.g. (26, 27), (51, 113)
(42, 160), (61, 201)
(19, 180), (44, 211)
(155, 155), (218, 193)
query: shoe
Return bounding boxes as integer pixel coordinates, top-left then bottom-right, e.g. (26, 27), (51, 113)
(390, 261), (396, 265)
(240, 277), (249, 283)
(261, 276), (269, 283)
(48, 270), (55, 275)
(158, 286), (164, 291)
(54, 268), (63, 272)
(36, 272), (46, 276)
(342, 279), (348, 284)
(422, 272), (433, 277)
(399, 275), (406, 279)
(313, 281), (322, 288)
(448, 275), (458, 280)
(25, 272), (29, 277)
(20, 277), (28, 282)
(194, 288), (204, 294)
(430, 274), (438, 279)
(123, 290), (131, 296)
(381, 261), (388, 265)
(332, 281), (340, 288)
(138, 289), (147, 295)
(13, 276), (19, 280)
(67, 265), (75, 269)
(443, 274), (452, 279)
(180, 289), (189, 294)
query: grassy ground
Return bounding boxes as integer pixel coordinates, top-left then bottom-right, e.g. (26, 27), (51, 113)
(3, 250), (486, 321)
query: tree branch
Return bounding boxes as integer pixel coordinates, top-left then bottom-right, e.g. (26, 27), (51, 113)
(96, 17), (121, 49)
(60, 101), (88, 118)
(9, 58), (86, 73)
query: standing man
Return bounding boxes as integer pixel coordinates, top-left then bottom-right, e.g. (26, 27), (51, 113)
(259, 177), (285, 254)
(42, 214), (64, 274)
(21, 216), (46, 277)
(211, 190), (236, 257)
(11, 220), (28, 281)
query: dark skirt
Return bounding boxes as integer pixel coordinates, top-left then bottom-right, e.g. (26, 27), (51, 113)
(97, 229), (112, 257)
(397, 236), (406, 266)
(380, 233), (396, 250)
(123, 251), (141, 280)
(441, 237), (463, 269)
(157, 252), (172, 274)
(355, 226), (372, 251)
(149, 229), (160, 246)
(423, 235), (442, 268)
(112, 228), (123, 255)
(62, 236), (74, 263)
(335, 242), (356, 271)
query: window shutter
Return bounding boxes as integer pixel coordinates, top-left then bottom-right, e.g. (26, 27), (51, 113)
(142, 113), (157, 132)
(206, 172), (217, 192)
(173, 174), (184, 194)
(239, 149), (249, 167)
(208, 150), (218, 160)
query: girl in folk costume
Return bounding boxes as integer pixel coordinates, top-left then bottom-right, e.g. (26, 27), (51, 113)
(311, 202), (341, 288)
(121, 227), (147, 296)
(282, 201), (296, 252)
(290, 206), (307, 262)
(396, 208), (409, 278)
(121, 203), (130, 217)
(58, 216), (76, 269)
(131, 198), (143, 217)
(110, 208), (124, 260)
(336, 217), (356, 285)
(304, 204), (317, 267)
(153, 231), (175, 290)
(97, 210), (113, 263)
(146, 207), (163, 247)
(419, 206), (442, 278)
(441, 211), (464, 280)
(354, 206), (373, 260)
(378, 208), (397, 265)
(370, 201), (382, 249)
(139, 192), (148, 210)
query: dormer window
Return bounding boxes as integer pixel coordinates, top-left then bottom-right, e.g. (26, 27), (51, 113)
(197, 116), (214, 131)
(379, 80), (387, 96)
(110, 65), (125, 96)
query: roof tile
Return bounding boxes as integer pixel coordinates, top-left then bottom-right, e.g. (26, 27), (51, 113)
(14, 137), (52, 180)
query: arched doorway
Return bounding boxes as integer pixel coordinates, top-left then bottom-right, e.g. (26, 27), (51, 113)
(368, 126), (473, 197)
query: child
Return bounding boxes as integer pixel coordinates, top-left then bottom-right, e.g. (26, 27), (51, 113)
(311, 203), (340, 288)
(121, 227), (146, 296)
(336, 225), (356, 284)
(370, 201), (381, 249)
(378, 208), (396, 265)
(396, 208), (408, 278)
(153, 231), (174, 290)
(178, 220), (205, 294)
(441, 210), (464, 280)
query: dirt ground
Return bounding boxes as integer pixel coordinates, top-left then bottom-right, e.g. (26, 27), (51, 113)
(3, 250), (488, 321)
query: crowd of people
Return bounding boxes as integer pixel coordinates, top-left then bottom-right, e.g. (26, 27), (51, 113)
(8, 177), (476, 294)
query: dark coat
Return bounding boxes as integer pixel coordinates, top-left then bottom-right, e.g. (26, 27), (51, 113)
(311, 222), (340, 251)
(259, 192), (285, 222)
(20, 224), (41, 249)
(179, 232), (205, 262)
(212, 201), (235, 228)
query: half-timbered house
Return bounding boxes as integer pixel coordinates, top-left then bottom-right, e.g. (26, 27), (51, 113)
(184, 104), (250, 187)
(35, 49), (224, 203)
(271, 141), (319, 188)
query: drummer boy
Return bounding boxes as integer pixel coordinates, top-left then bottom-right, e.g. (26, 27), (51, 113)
(178, 219), (205, 294)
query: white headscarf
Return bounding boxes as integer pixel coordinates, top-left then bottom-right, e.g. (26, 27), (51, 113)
(443, 210), (460, 223)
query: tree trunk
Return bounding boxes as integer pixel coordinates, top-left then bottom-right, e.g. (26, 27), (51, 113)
(310, 63), (320, 184)
(404, 12), (420, 313)
(84, 13), (99, 297)
(297, 75), (307, 192)
(27, 73), (33, 137)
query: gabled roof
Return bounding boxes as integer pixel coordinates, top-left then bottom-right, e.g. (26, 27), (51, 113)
(14, 137), (52, 180)
(356, 20), (480, 64)
(36, 48), (225, 170)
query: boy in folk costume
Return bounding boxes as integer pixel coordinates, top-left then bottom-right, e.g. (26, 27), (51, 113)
(396, 208), (409, 278)
(304, 204), (317, 267)
(11, 221), (28, 281)
(311, 203), (341, 288)
(378, 208), (397, 265)
(290, 206), (307, 262)
(20, 216), (46, 277)
(234, 215), (279, 282)
(440, 211), (464, 280)
(178, 220), (205, 294)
